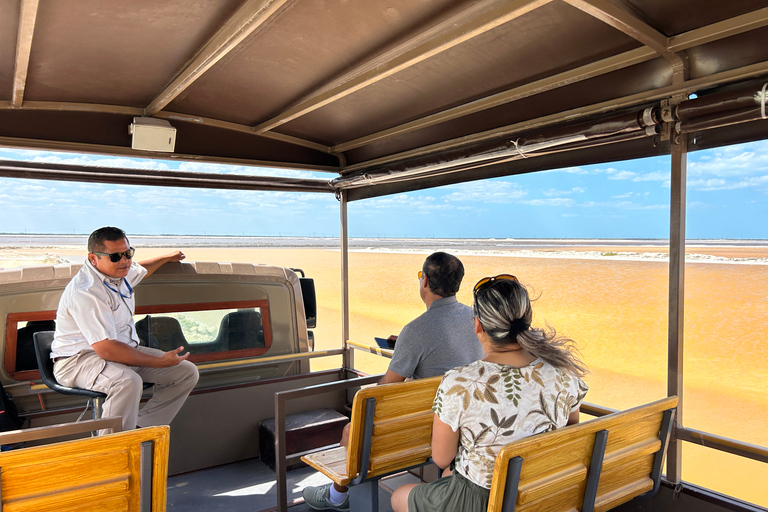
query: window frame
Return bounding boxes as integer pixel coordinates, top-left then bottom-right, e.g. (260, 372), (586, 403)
(4, 299), (272, 381)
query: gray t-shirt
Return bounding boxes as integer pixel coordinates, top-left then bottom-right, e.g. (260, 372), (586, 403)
(388, 296), (483, 379)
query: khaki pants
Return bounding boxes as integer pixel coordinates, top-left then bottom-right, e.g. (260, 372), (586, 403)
(54, 346), (199, 434)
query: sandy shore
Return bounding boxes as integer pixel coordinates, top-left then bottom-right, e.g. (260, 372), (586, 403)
(1, 243), (766, 504)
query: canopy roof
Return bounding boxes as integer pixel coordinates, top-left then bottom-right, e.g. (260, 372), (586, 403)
(1, 0), (768, 200)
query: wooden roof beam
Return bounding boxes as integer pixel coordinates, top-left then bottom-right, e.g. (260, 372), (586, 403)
(0, 101), (334, 156)
(669, 6), (768, 51)
(0, 160), (334, 193)
(333, 47), (657, 153)
(144, 0), (292, 116)
(340, 60), (768, 175)
(333, 7), (768, 154)
(12, 0), (39, 108)
(251, 0), (553, 135)
(563, 0), (681, 66)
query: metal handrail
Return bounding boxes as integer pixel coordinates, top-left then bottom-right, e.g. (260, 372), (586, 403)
(346, 343), (768, 470)
(273, 371), (383, 512)
(346, 339), (393, 358)
(677, 427), (768, 464)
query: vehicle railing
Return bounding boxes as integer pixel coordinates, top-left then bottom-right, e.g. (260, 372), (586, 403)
(273, 371), (382, 512)
(194, 348), (344, 374)
(344, 340), (768, 478)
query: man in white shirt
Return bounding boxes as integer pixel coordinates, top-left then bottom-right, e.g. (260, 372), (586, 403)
(51, 226), (199, 433)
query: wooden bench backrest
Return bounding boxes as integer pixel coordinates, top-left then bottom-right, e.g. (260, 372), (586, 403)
(487, 396), (678, 512)
(0, 425), (170, 512)
(346, 376), (443, 482)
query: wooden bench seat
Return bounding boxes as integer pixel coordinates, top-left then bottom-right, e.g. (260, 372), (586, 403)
(0, 419), (170, 512)
(488, 396), (678, 512)
(302, 375), (443, 512)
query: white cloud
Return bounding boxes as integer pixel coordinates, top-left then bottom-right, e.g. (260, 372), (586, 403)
(442, 180), (527, 203)
(558, 166), (588, 174)
(519, 197), (576, 207)
(631, 171), (668, 182)
(541, 187), (585, 197)
(612, 191), (650, 199)
(688, 175), (768, 191)
(688, 141), (768, 178)
(579, 199), (667, 210)
(608, 170), (637, 180)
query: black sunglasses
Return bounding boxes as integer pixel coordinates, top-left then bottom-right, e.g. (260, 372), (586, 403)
(91, 247), (135, 263)
(473, 274), (518, 294)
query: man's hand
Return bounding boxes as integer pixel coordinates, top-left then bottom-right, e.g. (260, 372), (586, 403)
(158, 346), (191, 367)
(140, 250), (185, 277)
(164, 250), (185, 263)
(92, 339), (190, 368)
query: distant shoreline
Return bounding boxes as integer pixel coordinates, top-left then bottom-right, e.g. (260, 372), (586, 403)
(1, 235), (767, 267)
(2, 234), (768, 250)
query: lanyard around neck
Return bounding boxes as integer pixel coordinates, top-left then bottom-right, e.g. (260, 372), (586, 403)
(103, 279), (133, 299)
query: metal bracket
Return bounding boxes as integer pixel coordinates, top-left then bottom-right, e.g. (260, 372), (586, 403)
(659, 99), (673, 142)
(582, 430), (609, 512)
(350, 397), (377, 486)
(501, 456), (524, 512)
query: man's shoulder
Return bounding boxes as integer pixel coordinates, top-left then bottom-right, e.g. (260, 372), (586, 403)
(402, 299), (471, 329)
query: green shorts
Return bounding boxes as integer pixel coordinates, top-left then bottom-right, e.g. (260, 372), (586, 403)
(407, 471), (490, 512)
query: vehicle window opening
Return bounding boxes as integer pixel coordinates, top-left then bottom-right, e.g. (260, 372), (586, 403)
(6, 300), (271, 380)
(134, 307), (266, 356)
(15, 320), (57, 372)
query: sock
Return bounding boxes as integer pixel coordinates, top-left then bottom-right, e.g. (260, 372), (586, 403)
(329, 485), (347, 505)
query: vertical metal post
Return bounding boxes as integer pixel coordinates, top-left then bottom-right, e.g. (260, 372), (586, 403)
(339, 189), (352, 371)
(139, 440), (154, 512)
(275, 392), (288, 512)
(667, 131), (687, 483)
(582, 430), (609, 512)
(501, 456), (523, 512)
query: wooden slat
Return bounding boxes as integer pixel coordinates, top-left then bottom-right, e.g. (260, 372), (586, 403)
(302, 446), (349, 485)
(0, 425), (169, 512)
(301, 376), (442, 486)
(346, 376), (442, 480)
(488, 396), (678, 512)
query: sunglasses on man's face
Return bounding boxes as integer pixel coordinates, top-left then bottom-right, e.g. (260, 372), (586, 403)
(91, 247), (135, 263)
(473, 274), (518, 294)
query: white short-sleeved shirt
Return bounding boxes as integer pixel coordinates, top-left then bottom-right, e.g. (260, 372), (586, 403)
(433, 359), (588, 489)
(51, 260), (147, 358)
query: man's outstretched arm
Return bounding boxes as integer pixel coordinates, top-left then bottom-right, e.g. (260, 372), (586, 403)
(138, 250), (185, 277)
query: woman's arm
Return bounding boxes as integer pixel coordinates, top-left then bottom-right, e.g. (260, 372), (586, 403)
(431, 413), (460, 469)
(567, 407), (580, 426)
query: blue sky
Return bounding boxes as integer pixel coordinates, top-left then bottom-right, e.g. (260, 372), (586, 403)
(0, 140), (766, 239)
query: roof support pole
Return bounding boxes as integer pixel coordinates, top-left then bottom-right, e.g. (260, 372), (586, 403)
(666, 120), (687, 485)
(339, 190), (352, 371)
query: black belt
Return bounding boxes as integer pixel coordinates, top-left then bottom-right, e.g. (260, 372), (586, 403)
(52, 355), (73, 363)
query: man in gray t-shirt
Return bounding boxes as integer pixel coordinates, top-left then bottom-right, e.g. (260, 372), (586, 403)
(303, 251), (482, 511)
(381, 252), (483, 384)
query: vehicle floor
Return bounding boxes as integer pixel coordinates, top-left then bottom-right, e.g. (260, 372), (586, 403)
(167, 457), (422, 512)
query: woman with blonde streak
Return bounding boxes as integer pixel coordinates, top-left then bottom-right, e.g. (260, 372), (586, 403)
(391, 274), (589, 512)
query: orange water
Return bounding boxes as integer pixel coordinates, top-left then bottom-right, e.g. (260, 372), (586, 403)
(120, 247), (768, 506)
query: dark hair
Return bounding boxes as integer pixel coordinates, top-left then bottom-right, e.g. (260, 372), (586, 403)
(422, 252), (464, 298)
(88, 226), (129, 252)
(474, 279), (588, 377)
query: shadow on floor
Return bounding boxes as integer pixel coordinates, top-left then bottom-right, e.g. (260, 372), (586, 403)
(167, 458), (422, 512)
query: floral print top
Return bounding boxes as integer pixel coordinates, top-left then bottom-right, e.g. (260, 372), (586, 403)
(433, 358), (588, 489)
